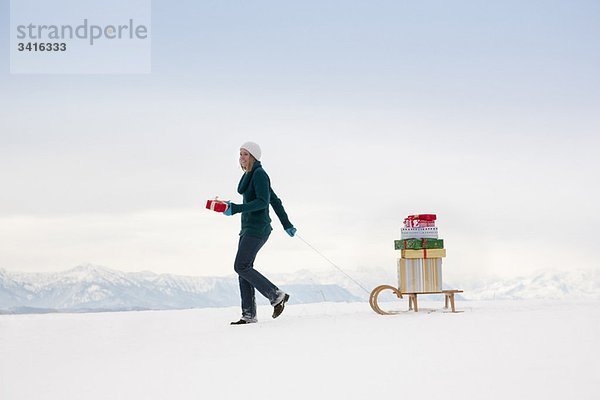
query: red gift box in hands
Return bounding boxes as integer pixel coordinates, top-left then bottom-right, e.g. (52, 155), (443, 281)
(206, 199), (228, 213)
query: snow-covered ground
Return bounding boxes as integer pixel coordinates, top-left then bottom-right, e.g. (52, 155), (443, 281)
(1, 300), (599, 400)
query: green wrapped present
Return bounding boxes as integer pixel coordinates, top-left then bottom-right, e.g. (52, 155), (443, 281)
(394, 238), (444, 250)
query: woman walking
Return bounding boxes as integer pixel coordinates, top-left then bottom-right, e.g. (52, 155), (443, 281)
(224, 141), (296, 325)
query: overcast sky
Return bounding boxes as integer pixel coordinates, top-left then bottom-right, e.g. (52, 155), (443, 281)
(1, 0), (599, 284)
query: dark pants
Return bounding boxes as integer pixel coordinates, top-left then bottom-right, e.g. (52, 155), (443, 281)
(234, 235), (283, 319)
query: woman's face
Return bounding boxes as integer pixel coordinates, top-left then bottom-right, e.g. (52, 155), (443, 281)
(239, 149), (251, 169)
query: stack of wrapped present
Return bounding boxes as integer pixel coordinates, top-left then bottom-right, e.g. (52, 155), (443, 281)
(393, 214), (446, 293)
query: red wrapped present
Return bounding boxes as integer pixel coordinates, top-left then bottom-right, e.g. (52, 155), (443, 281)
(413, 220), (436, 227)
(403, 214), (437, 228)
(206, 199), (228, 213)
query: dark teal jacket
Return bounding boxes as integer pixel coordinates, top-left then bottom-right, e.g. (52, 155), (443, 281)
(230, 161), (293, 238)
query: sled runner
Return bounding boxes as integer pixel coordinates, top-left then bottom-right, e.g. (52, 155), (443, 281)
(369, 285), (463, 315)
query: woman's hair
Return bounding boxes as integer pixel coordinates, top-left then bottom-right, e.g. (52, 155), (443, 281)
(241, 155), (256, 172)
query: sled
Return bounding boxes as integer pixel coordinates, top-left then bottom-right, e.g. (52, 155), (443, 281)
(369, 285), (463, 315)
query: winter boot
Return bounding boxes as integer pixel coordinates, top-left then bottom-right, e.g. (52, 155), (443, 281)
(272, 293), (290, 319)
(230, 317), (257, 325)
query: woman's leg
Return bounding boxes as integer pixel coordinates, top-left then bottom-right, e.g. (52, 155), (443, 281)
(234, 235), (285, 311)
(238, 275), (256, 320)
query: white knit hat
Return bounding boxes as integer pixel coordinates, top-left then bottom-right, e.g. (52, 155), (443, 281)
(240, 141), (261, 160)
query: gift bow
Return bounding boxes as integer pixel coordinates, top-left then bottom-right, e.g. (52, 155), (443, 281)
(404, 214), (436, 228)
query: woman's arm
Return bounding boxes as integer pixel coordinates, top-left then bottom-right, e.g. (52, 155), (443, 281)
(270, 188), (293, 230)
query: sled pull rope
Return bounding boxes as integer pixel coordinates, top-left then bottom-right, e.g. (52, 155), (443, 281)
(296, 234), (371, 295)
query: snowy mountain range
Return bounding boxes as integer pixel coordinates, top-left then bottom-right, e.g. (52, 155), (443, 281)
(272, 267), (600, 302)
(461, 269), (600, 301)
(0, 264), (360, 314)
(1, 265), (598, 314)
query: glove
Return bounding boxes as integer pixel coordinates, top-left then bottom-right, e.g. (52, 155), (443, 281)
(285, 227), (297, 237)
(223, 202), (234, 216)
